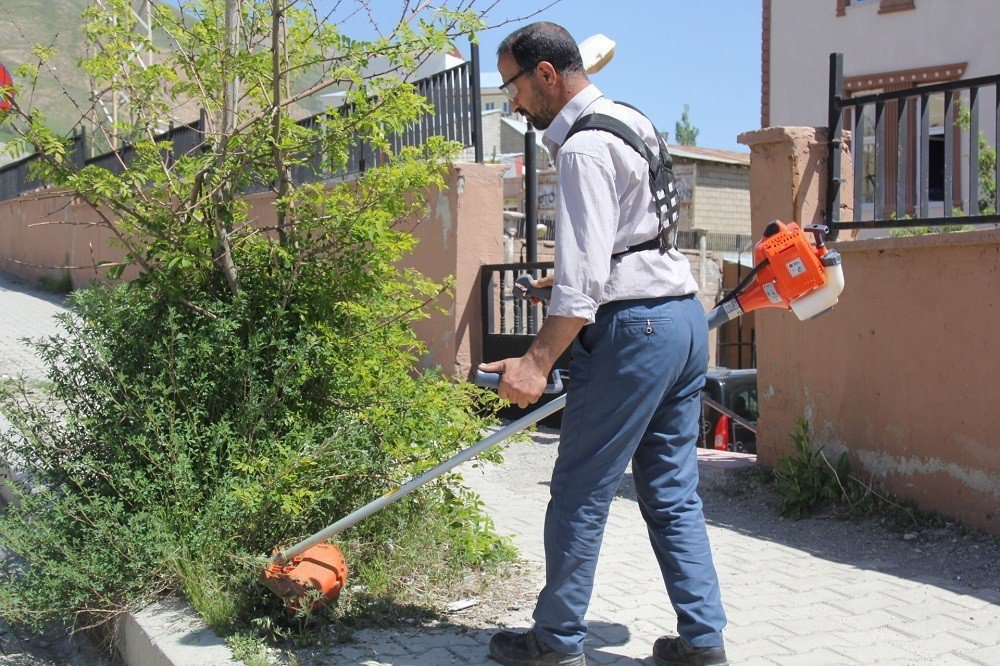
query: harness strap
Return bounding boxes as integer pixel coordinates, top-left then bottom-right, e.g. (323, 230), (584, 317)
(610, 237), (665, 259)
(565, 109), (677, 257)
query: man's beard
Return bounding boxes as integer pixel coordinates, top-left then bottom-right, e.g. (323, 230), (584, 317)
(525, 109), (555, 129)
(520, 94), (555, 129)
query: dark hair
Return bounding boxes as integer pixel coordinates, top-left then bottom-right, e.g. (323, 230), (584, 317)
(497, 22), (585, 76)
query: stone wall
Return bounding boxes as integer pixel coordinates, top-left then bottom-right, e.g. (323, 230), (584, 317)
(692, 162), (752, 235)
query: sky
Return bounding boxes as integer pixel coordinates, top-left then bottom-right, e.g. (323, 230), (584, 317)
(319, 0), (763, 152)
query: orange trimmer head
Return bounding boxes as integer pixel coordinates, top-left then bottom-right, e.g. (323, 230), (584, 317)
(261, 543), (348, 612)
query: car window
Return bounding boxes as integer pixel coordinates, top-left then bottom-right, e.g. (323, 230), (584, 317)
(731, 386), (758, 421)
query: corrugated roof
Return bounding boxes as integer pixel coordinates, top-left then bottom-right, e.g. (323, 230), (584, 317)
(668, 144), (750, 166)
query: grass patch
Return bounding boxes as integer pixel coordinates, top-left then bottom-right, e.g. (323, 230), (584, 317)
(36, 270), (73, 295)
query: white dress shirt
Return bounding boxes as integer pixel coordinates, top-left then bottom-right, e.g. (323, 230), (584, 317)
(542, 85), (699, 324)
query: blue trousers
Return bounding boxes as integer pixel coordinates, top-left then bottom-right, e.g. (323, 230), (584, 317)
(532, 295), (727, 655)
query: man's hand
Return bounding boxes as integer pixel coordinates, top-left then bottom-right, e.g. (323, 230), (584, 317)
(515, 274), (555, 304)
(478, 356), (548, 408)
(531, 275), (554, 289)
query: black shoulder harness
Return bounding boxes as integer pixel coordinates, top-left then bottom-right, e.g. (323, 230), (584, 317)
(564, 102), (680, 257)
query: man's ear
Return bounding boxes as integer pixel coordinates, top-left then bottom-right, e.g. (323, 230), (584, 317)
(536, 61), (557, 84)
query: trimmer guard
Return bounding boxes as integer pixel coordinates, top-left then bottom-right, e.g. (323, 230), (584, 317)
(261, 543), (348, 611)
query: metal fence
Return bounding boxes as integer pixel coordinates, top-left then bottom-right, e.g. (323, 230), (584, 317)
(826, 53), (1000, 238)
(0, 59), (482, 202)
(674, 230), (752, 253)
(480, 261), (555, 342)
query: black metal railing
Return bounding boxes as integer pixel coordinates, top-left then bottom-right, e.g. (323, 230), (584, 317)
(827, 52), (1000, 238)
(480, 261), (555, 341)
(0, 57), (483, 202)
(674, 230), (752, 253)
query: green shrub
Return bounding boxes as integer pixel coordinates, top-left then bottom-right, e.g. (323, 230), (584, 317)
(0, 272), (509, 633)
(775, 419), (856, 519)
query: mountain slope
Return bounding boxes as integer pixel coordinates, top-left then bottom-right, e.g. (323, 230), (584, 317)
(1, 0), (94, 139)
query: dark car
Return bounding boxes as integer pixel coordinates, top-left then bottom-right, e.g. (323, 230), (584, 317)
(699, 367), (758, 454)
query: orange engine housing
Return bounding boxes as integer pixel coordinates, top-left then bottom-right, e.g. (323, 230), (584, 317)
(736, 220), (827, 314)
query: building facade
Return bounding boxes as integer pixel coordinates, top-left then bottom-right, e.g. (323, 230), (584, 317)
(764, 0), (999, 221)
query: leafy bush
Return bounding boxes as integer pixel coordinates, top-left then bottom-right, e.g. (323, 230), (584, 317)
(0, 253), (509, 632)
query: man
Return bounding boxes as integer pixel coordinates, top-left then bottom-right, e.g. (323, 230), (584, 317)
(479, 22), (728, 666)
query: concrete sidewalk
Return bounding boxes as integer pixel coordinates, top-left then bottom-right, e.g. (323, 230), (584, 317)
(318, 433), (998, 665)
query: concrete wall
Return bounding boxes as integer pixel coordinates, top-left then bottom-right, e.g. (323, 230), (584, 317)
(0, 163), (505, 380)
(740, 125), (998, 532)
(0, 192), (124, 286)
(407, 163), (506, 377)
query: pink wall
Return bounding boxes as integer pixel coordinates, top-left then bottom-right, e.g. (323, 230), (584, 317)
(0, 163), (505, 378)
(741, 126), (999, 532)
(405, 163), (506, 377)
(0, 192), (124, 286)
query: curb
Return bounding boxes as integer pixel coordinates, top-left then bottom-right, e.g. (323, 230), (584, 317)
(114, 599), (240, 666)
(696, 447), (757, 491)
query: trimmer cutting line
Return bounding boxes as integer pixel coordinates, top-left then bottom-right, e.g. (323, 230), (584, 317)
(261, 220), (845, 611)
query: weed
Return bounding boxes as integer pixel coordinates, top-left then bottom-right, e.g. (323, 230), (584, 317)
(227, 631), (270, 666)
(771, 419), (931, 523)
(36, 270), (72, 295)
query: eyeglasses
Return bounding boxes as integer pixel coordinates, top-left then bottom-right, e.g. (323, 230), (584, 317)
(499, 62), (538, 102)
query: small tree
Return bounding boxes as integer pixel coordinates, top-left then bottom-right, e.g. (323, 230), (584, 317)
(0, 0), (513, 635)
(674, 103), (699, 146)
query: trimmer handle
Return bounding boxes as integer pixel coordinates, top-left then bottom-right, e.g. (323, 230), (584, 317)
(804, 224), (829, 248)
(515, 274), (553, 301)
(475, 368), (565, 394)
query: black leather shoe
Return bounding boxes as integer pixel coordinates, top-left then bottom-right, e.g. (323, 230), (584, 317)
(488, 629), (586, 665)
(652, 636), (728, 665)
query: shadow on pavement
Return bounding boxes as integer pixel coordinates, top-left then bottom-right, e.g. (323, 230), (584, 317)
(611, 469), (1000, 609)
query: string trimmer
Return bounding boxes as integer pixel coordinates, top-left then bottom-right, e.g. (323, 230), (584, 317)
(261, 220), (844, 611)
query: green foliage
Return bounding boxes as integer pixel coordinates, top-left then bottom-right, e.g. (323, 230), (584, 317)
(227, 631), (270, 666)
(674, 103), (699, 147)
(0, 0), (511, 643)
(890, 223), (973, 237)
(773, 419), (876, 519)
(36, 270), (73, 295)
(956, 100), (997, 215)
(774, 420), (840, 519)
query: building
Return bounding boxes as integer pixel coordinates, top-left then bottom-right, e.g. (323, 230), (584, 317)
(479, 72), (514, 117)
(670, 145), (751, 239)
(764, 0), (1000, 221)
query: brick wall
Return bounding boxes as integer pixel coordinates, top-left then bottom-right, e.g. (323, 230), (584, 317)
(690, 162), (751, 236)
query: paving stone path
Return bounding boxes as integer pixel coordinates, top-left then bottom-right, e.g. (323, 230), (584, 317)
(313, 430), (998, 665)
